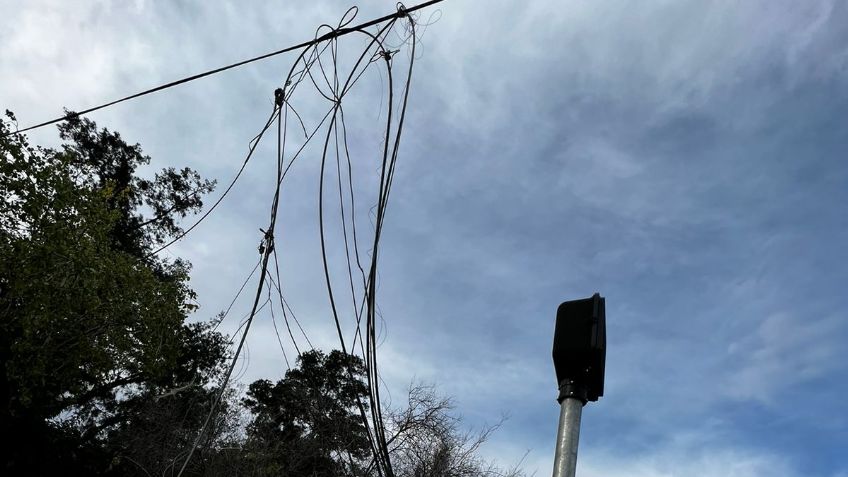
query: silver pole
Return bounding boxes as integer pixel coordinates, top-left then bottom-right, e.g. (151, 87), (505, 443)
(552, 397), (583, 477)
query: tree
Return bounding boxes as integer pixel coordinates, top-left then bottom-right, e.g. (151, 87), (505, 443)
(386, 384), (526, 477)
(1, 111), (526, 476)
(99, 321), (237, 477)
(0, 111), (224, 476)
(236, 350), (526, 477)
(241, 349), (372, 477)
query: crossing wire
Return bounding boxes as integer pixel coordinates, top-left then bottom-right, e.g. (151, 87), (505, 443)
(1, 0), (444, 138)
(172, 4), (425, 474)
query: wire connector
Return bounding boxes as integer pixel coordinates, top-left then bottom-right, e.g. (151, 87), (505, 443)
(274, 88), (285, 107)
(396, 3), (408, 17)
(381, 50), (397, 63)
(258, 228), (274, 255)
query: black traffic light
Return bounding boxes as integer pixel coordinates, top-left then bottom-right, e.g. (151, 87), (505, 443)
(552, 293), (606, 403)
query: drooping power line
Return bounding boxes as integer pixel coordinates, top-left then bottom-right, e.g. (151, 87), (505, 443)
(1, 0), (444, 138)
(173, 5), (425, 475)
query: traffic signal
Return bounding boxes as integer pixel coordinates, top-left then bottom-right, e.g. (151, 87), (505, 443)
(552, 293), (606, 402)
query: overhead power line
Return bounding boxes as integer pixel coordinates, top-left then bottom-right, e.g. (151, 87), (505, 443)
(1, 0), (444, 138)
(172, 4), (423, 475)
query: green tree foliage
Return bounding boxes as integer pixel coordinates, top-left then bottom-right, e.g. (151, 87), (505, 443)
(241, 350), (372, 477)
(0, 111), (224, 476)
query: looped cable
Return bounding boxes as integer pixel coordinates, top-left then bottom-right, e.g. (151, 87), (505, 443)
(338, 6), (359, 28)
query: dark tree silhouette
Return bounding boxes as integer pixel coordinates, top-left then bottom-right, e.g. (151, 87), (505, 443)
(0, 111), (223, 476)
(241, 350), (372, 476)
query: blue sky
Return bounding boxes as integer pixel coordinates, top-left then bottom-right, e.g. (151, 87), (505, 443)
(2, 1), (847, 475)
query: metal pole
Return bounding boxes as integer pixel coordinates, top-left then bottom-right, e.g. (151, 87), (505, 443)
(552, 397), (583, 477)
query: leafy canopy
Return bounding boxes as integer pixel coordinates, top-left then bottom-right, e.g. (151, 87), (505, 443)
(0, 110), (223, 475)
(242, 349), (372, 476)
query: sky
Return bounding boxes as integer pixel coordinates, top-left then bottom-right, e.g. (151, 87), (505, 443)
(2, 0), (848, 475)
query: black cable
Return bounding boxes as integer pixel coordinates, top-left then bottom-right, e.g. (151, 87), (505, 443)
(266, 103), (312, 356)
(334, 106), (362, 335)
(266, 99), (305, 359)
(175, 30), (357, 472)
(266, 273), (291, 370)
(313, 20), (400, 476)
(212, 258), (262, 334)
(174, 7), (420, 475)
(148, 106), (278, 257)
(318, 10), (398, 361)
(1, 0), (445, 138)
(338, 105), (370, 357)
(266, 272), (309, 354)
(311, 16), (415, 475)
(175, 102), (285, 477)
(365, 13), (418, 475)
(226, 296), (272, 346)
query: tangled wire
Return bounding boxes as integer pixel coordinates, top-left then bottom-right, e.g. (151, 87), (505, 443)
(173, 4), (431, 477)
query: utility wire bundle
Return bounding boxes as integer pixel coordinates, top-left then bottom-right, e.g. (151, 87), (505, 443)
(171, 4), (426, 477)
(3, 2), (440, 475)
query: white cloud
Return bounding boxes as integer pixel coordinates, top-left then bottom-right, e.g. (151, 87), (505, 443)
(485, 425), (799, 477)
(2, 1), (848, 474)
(579, 445), (796, 477)
(726, 312), (845, 404)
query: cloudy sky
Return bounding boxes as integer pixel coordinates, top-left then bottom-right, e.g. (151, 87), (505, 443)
(3, 0), (848, 475)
